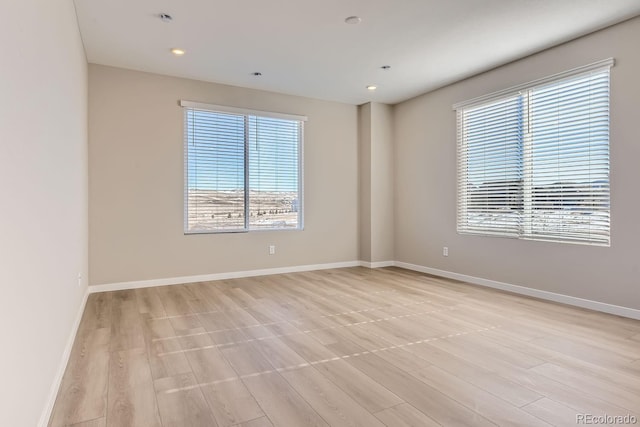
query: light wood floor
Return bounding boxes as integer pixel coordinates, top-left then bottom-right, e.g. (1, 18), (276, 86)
(49, 267), (640, 427)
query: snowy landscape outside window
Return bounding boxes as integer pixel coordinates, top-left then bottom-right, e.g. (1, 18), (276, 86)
(455, 59), (612, 246)
(182, 102), (304, 233)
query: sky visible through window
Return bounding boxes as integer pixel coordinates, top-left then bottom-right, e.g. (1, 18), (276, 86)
(186, 110), (299, 192)
(529, 74), (609, 186)
(464, 95), (523, 188)
(464, 73), (608, 188)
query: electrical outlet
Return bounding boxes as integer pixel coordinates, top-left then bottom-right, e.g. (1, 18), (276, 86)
(269, 245), (276, 255)
(443, 246), (449, 257)
(77, 273), (82, 287)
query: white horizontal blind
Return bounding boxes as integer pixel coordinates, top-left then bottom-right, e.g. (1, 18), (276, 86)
(184, 106), (303, 233)
(248, 116), (301, 229)
(185, 109), (245, 232)
(456, 61), (611, 246)
(526, 71), (610, 244)
(457, 95), (523, 237)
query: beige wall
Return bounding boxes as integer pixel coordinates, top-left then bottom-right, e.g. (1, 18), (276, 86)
(358, 104), (373, 262)
(394, 16), (640, 310)
(0, 0), (88, 425)
(359, 103), (395, 263)
(370, 103), (395, 263)
(89, 65), (358, 285)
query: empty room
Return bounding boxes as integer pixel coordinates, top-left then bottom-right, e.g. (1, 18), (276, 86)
(3, 0), (640, 426)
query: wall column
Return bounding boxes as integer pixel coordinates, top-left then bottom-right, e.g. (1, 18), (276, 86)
(358, 102), (394, 264)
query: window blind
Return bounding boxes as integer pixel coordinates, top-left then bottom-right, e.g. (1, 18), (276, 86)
(248, 116), (301, 229)
(457, 95), (524, 237)
(456, 59), (612, 246)
(183, 103), (304, 233)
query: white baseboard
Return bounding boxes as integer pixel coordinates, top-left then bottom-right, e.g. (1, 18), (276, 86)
(394, 261), (640, 320)
(89, 261), (363, 293)
(360, 260), (395, 269)
(87, 259), (640, 320)
(38, 287), (89, 427)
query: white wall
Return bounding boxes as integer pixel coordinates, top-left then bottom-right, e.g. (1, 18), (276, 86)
(394, 16), (640, 310)
(0, 1), (88, 426)
(89, 65), (358, 285)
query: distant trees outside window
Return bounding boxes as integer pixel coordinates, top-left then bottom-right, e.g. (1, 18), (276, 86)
(182, 102), (304, 233)
(455, 59), (612, 246)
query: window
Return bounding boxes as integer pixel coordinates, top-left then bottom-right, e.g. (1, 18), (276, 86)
(182, 101), (305, 233)
(455, 59), (612, 246)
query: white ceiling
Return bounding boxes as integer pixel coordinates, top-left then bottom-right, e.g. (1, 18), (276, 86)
(74, 0), (640, 105)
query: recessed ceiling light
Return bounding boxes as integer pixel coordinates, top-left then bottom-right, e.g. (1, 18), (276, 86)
(381, 65), (391, 70)
(345, 16), (362, 24)
(170, 48), (185, 56)
(367, 85), (377, 91)
(252, 72), (263, 76)
(160, 13), (173, 23)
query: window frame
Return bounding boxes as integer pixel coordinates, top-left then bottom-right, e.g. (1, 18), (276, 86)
(454, 58), (613, 246)
(181, 100), (306, 234)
